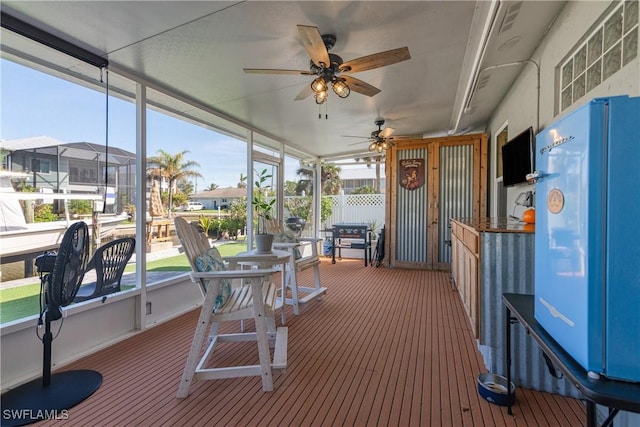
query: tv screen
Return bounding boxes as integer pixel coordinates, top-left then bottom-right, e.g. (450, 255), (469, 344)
(501, 127), (534, 187)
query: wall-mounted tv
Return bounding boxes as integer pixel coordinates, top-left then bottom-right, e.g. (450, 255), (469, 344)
(501, 127), (534, 187)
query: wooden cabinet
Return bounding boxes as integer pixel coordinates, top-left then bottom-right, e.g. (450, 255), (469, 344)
(451, 217), (535, 342)
(449, 219), (578, 397)
(451, 221), (479, 336)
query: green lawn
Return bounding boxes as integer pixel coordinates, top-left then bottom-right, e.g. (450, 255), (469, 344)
(124, 254), (191, 272)
(0, 242), (248, 324)
(0, 283), (42, 325)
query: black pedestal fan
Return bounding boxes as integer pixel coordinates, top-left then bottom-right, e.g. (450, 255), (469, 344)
(1, 222), (102, 426)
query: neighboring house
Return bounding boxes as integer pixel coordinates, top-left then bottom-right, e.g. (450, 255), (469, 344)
(191, 187), (246, 210)
(340, 166), (386, 194)
(146, 176), (172, 194)
(1, 136), (137, 212)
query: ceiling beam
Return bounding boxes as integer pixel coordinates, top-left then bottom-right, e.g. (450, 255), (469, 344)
(1, 11), (108, 68)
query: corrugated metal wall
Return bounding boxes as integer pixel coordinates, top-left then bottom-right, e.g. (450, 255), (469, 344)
(438, 145), (474, 263)
(396, 149), (427, 263)
(478, 232), (580, 398)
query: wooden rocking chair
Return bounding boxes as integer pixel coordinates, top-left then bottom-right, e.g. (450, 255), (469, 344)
(174, 217), (288, 396)
(263, 218), (327, 315)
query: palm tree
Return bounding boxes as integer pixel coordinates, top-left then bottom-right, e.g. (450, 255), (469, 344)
(237, 173), (247, 189)
(295, 164), (342, 195)
(147, 149), (202, 217)
(205, 183), (219, 191)
(322, 164), (342, 195)
(178, 179), (194, 195)
(370, 155), (384, 193)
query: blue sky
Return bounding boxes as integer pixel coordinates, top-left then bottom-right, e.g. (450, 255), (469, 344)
(0, 59), (297, 189)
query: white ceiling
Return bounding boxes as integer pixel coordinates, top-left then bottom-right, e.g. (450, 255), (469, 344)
(1, 1), (565, 160)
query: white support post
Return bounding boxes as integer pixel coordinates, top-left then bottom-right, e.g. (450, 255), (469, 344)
(314, 161), (321, 233)
(135, 82), (148, 331)
(246, 130), (254, 251)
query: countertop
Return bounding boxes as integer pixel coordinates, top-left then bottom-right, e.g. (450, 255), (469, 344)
(451, 217), (535, 234)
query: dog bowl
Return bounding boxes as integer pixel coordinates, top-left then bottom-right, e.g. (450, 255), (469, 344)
(477, 373), (516, 406)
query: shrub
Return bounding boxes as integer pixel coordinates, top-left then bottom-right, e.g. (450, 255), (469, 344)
(223, 198), (247, 237)
(284, 196), (333, 223)
(227, 217), (245, 238)
(284, 196), (311, 221)
(320, 197), (332, 222)
(172, 192), (188, 210)
(351, 185), (376, 194)
(68, 199), (93, 215)
(34, 204), (58, 222)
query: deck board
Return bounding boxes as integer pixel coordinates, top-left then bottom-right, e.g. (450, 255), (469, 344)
(35, 258), (586, 426)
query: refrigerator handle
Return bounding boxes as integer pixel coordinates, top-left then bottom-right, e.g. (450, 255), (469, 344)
(526, 170), (543, 183)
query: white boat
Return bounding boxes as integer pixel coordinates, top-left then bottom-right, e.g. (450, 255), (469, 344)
(0, 171), (128, 262)
(0, 214), (129, 262)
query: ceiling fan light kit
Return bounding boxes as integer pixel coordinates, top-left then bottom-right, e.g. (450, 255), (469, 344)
(314, 90), (328, 104)
(311, 76), (350, 104)
(369, 139), (390, 153)
(332, 78), (350, 98)
(311, 76), (328, 93)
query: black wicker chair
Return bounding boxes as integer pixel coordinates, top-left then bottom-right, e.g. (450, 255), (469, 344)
(73, 237), (135, 302)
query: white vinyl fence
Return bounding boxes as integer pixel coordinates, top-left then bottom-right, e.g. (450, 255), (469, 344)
(323, 193), (385, 231)
(283, 193), (385, 233)
(283, 193), (385, 259)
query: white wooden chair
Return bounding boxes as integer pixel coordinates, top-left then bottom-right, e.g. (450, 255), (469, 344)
(174, 217), (287, 396)
(264, 219), (327, 315)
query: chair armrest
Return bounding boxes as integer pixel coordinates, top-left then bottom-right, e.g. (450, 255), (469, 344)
(222, 254), (287, 263)
(84, 256), (97, 273)
(190, 269), (275, 280)
(272, 242), (299, 249)
(297, 237), (320, 257)
(298, 237), (321, 243)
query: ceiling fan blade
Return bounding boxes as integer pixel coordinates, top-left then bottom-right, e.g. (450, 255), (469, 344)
(297, 25), (330, 67)
(379, 127), (396, 138)
(389, 134), (423, 141)
(243, 68), (313, 75)
(341, 135), (370, 139)
(340, 47), (411, 73)
(341, 75), (381, 97)
(294, 85), (314, 101)
(347, 140), (373, 146)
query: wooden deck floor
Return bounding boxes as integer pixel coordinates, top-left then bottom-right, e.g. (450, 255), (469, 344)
(42, 258), (585, 426)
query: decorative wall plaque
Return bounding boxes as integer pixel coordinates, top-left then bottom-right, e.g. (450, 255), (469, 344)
(399, 158), (424, 190)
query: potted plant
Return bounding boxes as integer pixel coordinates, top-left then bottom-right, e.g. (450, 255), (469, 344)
(252, 168), (276, 253)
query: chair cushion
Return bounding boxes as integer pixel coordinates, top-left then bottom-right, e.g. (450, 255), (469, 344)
(195, 247), (232, 312)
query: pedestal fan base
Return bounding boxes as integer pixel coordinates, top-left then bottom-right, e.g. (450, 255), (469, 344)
(1, 370), (102, 427)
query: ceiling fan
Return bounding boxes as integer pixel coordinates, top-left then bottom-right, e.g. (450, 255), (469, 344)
(344, 119), (403, 153)
(244, 25), (411, 105)
(347, 119), (395, 151)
